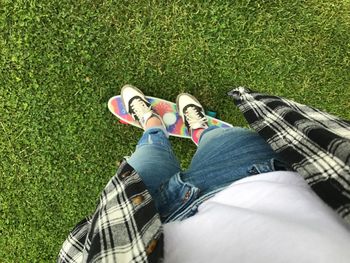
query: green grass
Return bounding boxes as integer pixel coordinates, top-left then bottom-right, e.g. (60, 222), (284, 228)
(1, 0), (350, 261)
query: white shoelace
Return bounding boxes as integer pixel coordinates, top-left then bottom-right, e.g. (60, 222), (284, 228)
(130, 98), (152, 121)
(184, 107), (207, 130)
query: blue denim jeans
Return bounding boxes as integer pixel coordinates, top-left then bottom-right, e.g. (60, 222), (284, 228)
(128, 126), (288, 222)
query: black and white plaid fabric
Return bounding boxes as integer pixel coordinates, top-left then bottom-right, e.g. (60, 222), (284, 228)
(58, 161), (163, 263)
(228, 87), (350, 224)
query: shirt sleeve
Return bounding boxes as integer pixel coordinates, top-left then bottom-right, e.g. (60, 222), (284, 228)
(58, 160), (163, 263)
(228, 87), (350, 225)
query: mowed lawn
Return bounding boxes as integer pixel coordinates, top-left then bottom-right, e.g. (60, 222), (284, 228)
(1, 0), (350, 261)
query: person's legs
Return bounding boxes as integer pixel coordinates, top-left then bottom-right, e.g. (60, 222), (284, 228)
(122, 89), (288, 222)
(181, 126), (287, 196)
(121, 85), (181, 203)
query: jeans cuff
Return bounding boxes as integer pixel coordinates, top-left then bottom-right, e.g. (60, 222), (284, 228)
(198, 126), (220, 144)
(144, 126), (169, 138)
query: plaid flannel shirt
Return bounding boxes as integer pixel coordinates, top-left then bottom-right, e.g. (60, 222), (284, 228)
(58, 161), (163, 263)
(59, 88), (350, 263)
(228, 87), (350, 223)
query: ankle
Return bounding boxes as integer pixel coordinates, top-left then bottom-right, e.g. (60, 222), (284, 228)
(191, 128), (206, 145)
(145, 116), (163, 129)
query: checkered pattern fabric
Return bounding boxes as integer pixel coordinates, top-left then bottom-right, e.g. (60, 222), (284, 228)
(58, 161), (163, 263)
(228, 87), (350, 224)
